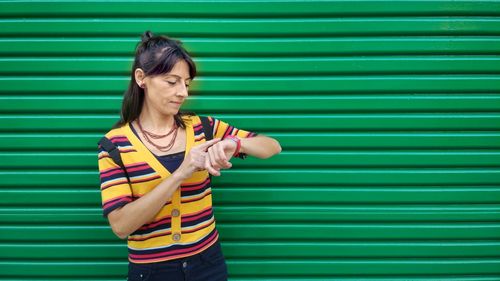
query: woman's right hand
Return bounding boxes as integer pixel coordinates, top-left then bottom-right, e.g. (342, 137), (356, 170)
(107, 139), (223, 239)
(174, 138), (222, 181)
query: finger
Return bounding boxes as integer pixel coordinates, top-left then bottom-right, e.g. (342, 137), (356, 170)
(205, 151), (220, 176)
(213, 147), (224, 170)
(197, 138), (222, 151)
(208, 146), (221, 170)
(217, 142), (232, 169)
(205, 150), (218, 175)
(213, 143), (228, 168)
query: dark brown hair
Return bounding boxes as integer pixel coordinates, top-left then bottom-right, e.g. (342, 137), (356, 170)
(113, 31), (197, 129)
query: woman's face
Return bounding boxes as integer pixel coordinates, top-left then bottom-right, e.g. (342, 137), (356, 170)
(138, 59), (191, 116)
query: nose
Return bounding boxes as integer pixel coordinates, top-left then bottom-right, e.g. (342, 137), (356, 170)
(177, 84), (189, 98)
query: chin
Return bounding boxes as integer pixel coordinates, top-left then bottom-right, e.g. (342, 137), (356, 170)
(164, 109), (180, 116)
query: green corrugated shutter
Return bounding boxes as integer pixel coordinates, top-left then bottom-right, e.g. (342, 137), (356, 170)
(1, 1), (500, 279)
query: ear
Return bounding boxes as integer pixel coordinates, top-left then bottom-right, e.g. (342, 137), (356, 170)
(134, 68), (146, 87)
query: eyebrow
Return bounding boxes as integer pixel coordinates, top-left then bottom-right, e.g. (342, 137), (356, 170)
(165, 74), (192, 81)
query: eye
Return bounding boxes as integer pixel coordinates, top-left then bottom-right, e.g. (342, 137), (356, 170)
(185, 84), (190, 88)
(166, 80), (176, 85)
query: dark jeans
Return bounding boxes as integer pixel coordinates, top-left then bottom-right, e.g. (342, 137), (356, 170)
(127, 241), (228, 281)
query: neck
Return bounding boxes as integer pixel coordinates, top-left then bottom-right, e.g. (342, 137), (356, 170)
(137, 107), (176, 132)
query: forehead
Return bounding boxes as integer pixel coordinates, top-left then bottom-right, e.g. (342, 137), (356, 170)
(162, 60), (191, 80)
(163, 74), (191, 80)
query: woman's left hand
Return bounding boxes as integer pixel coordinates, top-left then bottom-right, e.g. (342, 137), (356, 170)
(205, 139), (237, 176)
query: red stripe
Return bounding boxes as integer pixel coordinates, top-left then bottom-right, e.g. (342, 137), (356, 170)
(109, 136), (128, 142)
(103, 196), (132, 209)
(182, 206), (212, 220)
(222, 126), (232, 139)
(100, 166), (122, 175)
(128, 230), (172, 242)
(126, 164), (152, 173)
(181, 208), (212, 223)
(138, 216), (172, 231)
(100, 168), (123, 179)
(100, 162), (147, 176)
(181, 178), (209, 192)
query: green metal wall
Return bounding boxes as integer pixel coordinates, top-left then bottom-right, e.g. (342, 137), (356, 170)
(1, 0), (500, 279)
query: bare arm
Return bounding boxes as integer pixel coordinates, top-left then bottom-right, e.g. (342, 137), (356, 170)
(240, 135), (282, 159)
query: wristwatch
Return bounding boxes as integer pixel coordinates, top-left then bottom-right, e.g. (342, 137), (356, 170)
(224, 135), (247, 159)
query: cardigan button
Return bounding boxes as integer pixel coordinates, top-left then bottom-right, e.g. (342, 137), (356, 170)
(171, 209), (180, 217)
(172, 233), (181, 241)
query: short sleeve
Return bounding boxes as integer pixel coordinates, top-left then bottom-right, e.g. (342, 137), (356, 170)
(209, 116), (258, 139)
(97, 144), (133, 218)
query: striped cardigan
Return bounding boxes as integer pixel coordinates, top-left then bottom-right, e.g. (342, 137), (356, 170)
(97, 114), (257, 263)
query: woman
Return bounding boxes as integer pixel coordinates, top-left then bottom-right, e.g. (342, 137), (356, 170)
(97, 30), (281, 281)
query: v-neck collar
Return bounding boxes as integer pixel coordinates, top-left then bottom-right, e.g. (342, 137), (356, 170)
(123, 116), (194, 179)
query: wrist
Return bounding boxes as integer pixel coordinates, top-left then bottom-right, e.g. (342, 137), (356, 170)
(239, 137), (246, 154)
(172, 169), (189, 182)
(224, 135), (241, 157)
(224, 135), (248, 159)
